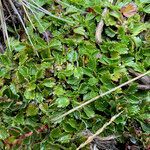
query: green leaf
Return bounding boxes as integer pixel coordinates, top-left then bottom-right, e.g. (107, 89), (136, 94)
(39, 103), (48, 113)
(0, 126), (9, 140)
(128, 105), (140, 116)
(63, 123), (76, 132)
(83, 106), (95, 118)
(35, 93), (44, 102)
(51, 128), (62, 139)
(56, 97), (70, 108)
(14, 113), (24, 125)
(88, 77), (98, 86)
(74, 27), (86, 36)
(140, 122), (150, 133)
(18, 66), (29, 77)
(143, 4), (150, 13)
(131, 23), (149, 36)
(111, 43), (128, 54)
(15, 44), (26, 52)
(105, 27), (116, 37)
(83, 91), (98, 101)
(50, 39), (62, 50)
(10, 84), (18, 96)
(26, 104), (39, 116)
(95, 99), (108, 111)
(0, 68), (8, 78)
(104, 13), (116, 26)
(42, 78), (55, 88)
(58, 134), (72, 143)
(54, 86), (65, 96)
(0, 55), (11, 66)
(27, 83), (36, 91)
(24, 90), (35, 100)
(67, 50), (78, 62)
(67, 119), (78, 129)
(74, 67), (83, 79)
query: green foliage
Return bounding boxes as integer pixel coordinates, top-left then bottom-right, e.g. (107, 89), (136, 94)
(0, 0), (150, 149)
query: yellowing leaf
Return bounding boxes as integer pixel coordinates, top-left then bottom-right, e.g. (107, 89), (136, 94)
(26, 103), (39, 116)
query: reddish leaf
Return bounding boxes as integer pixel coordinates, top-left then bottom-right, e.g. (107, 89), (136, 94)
(120, 2), (138, 18)
(86, 7), (94, 13)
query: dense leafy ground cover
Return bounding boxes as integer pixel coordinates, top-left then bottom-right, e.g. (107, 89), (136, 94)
(0, 0), (150, 149)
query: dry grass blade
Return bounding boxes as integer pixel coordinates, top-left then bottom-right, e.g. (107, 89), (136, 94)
(3, 0), (18, 34)
(77, 111), (123, 150)
(23, 0), (74, 24)
(8, 0), (39, 56)
(8, 0), (33, 45)
(0, 0), (6, 41)
(82, 130), (119, 141)
(0, 41), (4, 53)
(51, 70), (150, 122)
(23, 1), (50, 42)
(22, 1), (46, 33)
(0, 0), (10, 49)
(20, 0), (35, 30)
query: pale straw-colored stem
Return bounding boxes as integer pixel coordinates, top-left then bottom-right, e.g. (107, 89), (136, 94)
(51, 70), (150, 122)
(77, 111), (123, 150)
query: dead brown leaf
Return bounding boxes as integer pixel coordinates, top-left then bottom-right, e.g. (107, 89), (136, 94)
(120, 2), (138, 18)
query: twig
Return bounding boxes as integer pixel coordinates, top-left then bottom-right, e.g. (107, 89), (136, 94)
(77, 111), (123, 150)
(4, 124), (49, 146)
(128, 68), (150, 90)
(138, 84), (150, 90)
(95, 0), (113, 44)
(128, 68), (150, 85)
(51, 70), (150, 122)
(0, 0), (11, 50)
(20, 0), (35, 30)
(0, 41), (4, 53)
(82, 130), (119, 141)
(95, 8), (108, 44)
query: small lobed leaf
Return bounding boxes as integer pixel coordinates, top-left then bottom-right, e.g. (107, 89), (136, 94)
(42, 78), (55, 88)
(83, 106), (95, 118)
(26, 103), (39, 116)
(74, 67), (83, 79)
(0, 126), (9, 140)
(74, 27), (86, 36)
(24, 90), (35, 100)
(54, 85), (65, 96)
(56, 97), (70, 108)
(58, 134), (72, 144)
